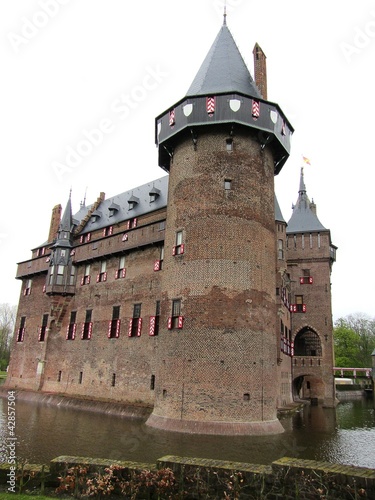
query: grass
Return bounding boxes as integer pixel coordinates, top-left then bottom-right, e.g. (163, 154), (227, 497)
(0, 495), (55, 500)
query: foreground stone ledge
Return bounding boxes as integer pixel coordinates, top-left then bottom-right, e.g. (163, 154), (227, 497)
(50, 456), (156, 476)
(157, 455), (272, 475)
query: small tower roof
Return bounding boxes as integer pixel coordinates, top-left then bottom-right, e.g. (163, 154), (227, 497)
(186, 23), (261, 98)
(275, 195), (286, 223)
(287, 168), (326, 233)
(60, 195), (73, 232)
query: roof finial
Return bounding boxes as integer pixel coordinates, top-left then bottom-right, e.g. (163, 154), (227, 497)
(223, 3), (227, 25)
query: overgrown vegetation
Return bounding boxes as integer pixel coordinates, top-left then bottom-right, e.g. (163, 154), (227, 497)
(334, 313), (375, 368)
(0, 303), (16, 371)
(1, 461), (372, 499)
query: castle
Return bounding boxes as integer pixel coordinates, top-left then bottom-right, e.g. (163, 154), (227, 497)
(6, 18), (337, 435)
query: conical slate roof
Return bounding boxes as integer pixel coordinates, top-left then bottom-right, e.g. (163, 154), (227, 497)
(287, 169), (326, 233)
(275, 195), (286, 223)
(60, 195), (73, 232)
(186, 23), (261, 98)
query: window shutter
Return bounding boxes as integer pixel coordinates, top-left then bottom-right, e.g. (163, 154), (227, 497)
(96, 274), (100, 283)
(87, 275), (91, 284)
(42, 284), (46, 293)
(122, 233), (128, 241)
(167, 317), (172, 330)
(133, 218), (137, 227)
(109, 226), (113, 235)
(172, 246), (176, 256)
(80, 235), (84, 243)
(206, 96), (215, 115)
(102, 228), (106, 237)
(80, 277), (84, 286)
(114, 270), (119, 279)
(103, 272), (107, 282)
(169, 109), (175, 126)
(38, 327), (42, 341)
(88, 322), (93, 339)
(66, 325), (70, 340)
(128, 318), (133, 337)
(137, 318), (142, 337)
(154, 260), (160, 271)
(72, 324), (76, 340)
(180, 244), (185, 255)
(149, 316), (156, 336)
(309, 277), (313, 284)
(302, 304), (307, 313)
(122, 268), (126, 278)
(251, 99), (260, 119)
(81, 323), (85, 339)
(127, 221), (131, 230)
(108, 321), (112, 338)
(178, 316), (184, 329)
(115, 319), (121, 338)
(87, 233), (91, 242)
(20, 328), (25, 342)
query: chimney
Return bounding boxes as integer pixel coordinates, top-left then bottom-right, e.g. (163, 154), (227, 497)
(253, 43), (268, 100)
(48, 204), (62, 243)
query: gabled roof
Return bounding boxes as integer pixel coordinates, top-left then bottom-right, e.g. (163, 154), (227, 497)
(186, 24), (261, 99)
(287, 169), (327, 234)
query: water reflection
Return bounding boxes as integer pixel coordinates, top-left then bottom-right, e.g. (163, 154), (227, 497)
(0, 396), (374, 469)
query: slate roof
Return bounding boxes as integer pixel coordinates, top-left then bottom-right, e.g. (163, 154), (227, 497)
(275, 196), (285, 223)
(73, 176), (169, 234)
(286, 169), (327, 234)
(186, 24), (261, 99)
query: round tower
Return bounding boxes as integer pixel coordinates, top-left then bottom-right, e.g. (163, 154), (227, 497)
(146, 20), (293, 435)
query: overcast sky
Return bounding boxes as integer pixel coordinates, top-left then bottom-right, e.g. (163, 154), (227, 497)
(1, 0), (374, 321)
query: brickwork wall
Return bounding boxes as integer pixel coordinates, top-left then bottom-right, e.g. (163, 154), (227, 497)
(149, 129), (283, 433)
(287, 231), (336, 405)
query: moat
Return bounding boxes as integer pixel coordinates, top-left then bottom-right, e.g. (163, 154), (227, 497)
(0, 394), (374, 469)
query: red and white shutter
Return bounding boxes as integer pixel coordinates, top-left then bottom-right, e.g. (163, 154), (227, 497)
(133, 218), (137, 228)
(178, 316), (184, 329)
(167, 317), (172, 330)
(180, 244), (185, 255)
(309, 277), (313, 284)
(149, 316), (156, 336)
(137, 318), (142, 337)
(172, 246), (176, 256)
(128, 319), (133, 337)
(108, 321), (112, 338)
(169, 109), (175, 126)
(252, 100), (260, 119)
(88, 322), (93, 339)
(72, 324), (76, 340)
(115, 319), (121, 338)
(154, 260), (161, 271)
(122, 233), (128, 241)
(114, 270), (119, 280)
(38, 327), (42, 341)
(206, 96), (215, 115)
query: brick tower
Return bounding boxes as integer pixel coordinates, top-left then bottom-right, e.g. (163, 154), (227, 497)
(146, 19), (293, 434)
(287, 168), (337, 407)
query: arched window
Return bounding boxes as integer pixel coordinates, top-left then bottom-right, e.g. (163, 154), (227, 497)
(294, 328), (322, 356)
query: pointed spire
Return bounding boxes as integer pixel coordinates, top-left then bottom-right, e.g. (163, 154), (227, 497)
(287, 169), (326, 233)
(186, 23), (261, 98)
(60, 192), (73, 233)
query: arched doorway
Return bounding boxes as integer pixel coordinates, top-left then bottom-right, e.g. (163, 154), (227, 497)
(294, 327), (322, 357)
(293, 374), (325, 403)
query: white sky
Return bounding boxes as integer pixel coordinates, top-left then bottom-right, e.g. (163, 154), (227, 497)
(1, 0), (374, 322)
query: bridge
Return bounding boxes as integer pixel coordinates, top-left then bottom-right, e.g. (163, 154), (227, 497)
(333, 367), (372, 379)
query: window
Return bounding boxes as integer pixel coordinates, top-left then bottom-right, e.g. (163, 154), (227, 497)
(150, 375), (155, 390)
(224, 179), (232, 190)
(108, 306), (121, 338)
(154, 246), (164, 271)
(79, 371), (83, 384)
(294, 328), (322, 357)
(38, 314), (48, 342)
(290, 295), (306, 313)
(56, 265), (65, 285)
(81, 265), (91, 285)
(103, 226), (113, 237)
(97, 261), (107, 282)
(172, 231), (184, 256)
(17, 317), (26, 342)
(300, 269), (313, 285)
(127, 218), (137, 229)
(81, 309), (93, 340)
(66, 311), (77, 340)
(226, 139), (233, 152)
(37, 247), (46, 257)
(24, 279), (32, 296)
(111, 373), (116, 387)
(57, 370), (62, 382)
(278, 239), (284, 260)
(80, 233), (91, 243)
(168, 299), (183, 329)
(149, 301), (160, 336)
(128, 304), (142, 337)
(159, 221), (165, 231)
(115, 256), (126, 279)
(69, 266), (76, 286)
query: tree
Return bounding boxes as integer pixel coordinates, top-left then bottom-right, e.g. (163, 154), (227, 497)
(334, 313), (375, 368)
(0, 303), (16, 371)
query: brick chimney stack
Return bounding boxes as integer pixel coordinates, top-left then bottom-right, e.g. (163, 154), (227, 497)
(48, 204), (62, 243)
(253, 43), (267, 100)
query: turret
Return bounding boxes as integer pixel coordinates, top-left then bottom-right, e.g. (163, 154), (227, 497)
(147, 17), (293, 435)
(45, 194), (76, 295)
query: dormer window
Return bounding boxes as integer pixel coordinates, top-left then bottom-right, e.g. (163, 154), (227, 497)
(108, 202), (120, 218)
(149, 186), (161, 203)
(128, 195), (139, 210)
(91, 210), (102, 223)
